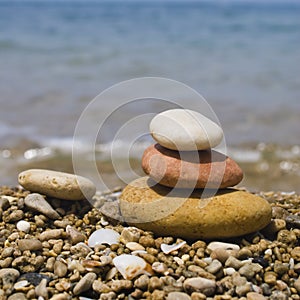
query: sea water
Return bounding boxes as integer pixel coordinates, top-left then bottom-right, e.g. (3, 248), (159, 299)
(0, 0), (299, 190)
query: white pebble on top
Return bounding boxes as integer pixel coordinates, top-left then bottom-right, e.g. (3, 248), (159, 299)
(150, 109), (223, 151)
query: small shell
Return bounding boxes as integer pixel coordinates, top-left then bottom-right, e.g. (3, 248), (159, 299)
(161, 241), (186, 254)
(88, 229), (120, 247)
(113, 254), (153, 280)
(14, 280), (30, 290)
(100, 217), (109, 226)
(16, 220), (31, 233)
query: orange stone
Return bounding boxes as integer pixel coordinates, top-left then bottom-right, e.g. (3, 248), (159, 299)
(142, 144), (243, 189)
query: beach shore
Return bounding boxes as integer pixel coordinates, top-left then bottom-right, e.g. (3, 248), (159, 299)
(1, 184), (300, 299)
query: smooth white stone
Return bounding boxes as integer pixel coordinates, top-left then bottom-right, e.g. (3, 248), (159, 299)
(150, 109), (223, 151)
(16, 220), (31, 233)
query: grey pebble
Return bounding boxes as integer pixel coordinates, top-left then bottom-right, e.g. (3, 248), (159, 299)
(66, 225), (86, 245)
(19, 272), (51, 286)
(205, 259), (222, 274)
(7, 293), (27, 300)
(0, 268), (20, 286)
(1, 247), (15, 258)
(120, 227), (141, 244)
(73, 272), (97, 295)
(134, 274), (149, 290)
(39, 229), (63, 241)
(294, 277), (300, 293)
(110, 279), (133, 292)
(225, 256), (243, 270)
(235, 282), (252, 296)
(99, 292), (117, 300)
(270, 291), (288, 300)
(18, 239), (43, 251)
(167, 291), (191, 300)
(25, 193), (60, 219)
(273, 261), (289, 275)
(0, 196), (10, 210)
(183, 277), (216, 296)
(261, 283), (272, 296)
(246, 292), (267, 300)
(232, 272), (247, 287)
(4, 209), (24, 222)
(149, 276), (163, 292)
(49, 294), (71, 300)
(93, 280), (111, 293)
(54, 260), (68, 278)
(239, 263), (262, 280)
(35, 278), (48, 299)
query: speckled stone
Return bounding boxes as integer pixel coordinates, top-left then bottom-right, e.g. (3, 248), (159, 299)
(120, 177), (272, 239)
(19, 169), (96, 200)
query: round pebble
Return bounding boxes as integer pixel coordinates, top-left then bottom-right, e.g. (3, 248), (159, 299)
(16, 220), (31, 233)
(150, 109), (223, 151)
(120, 177), (272, 239)
(142, 144), (243, 188)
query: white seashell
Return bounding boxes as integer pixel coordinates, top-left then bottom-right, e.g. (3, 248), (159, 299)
(88, 229), (120, 247)
(207, 242), (240, 252)
(14, 280), (30, 290)
(113, 254), (153, 280)
(264, 248), (272, 255)
(100, 217), (109, 226)
(16, 220), (31, 233)
(161, 241), (186, 254)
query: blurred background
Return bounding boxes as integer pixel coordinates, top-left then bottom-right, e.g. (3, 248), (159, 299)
(0, 0), (299, 192)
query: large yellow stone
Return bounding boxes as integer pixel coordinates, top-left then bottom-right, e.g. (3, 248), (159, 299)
(120, 177), (272, 240)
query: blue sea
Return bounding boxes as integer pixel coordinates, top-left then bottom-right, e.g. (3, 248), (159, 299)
(0, 0), (299, 191)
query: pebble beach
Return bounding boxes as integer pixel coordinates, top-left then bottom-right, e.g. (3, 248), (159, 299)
(1, 1), (300, 299)
(1, 179), (300, 300)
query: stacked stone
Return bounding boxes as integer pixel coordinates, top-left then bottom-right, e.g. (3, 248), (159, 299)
(120, 109), (272, 240)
